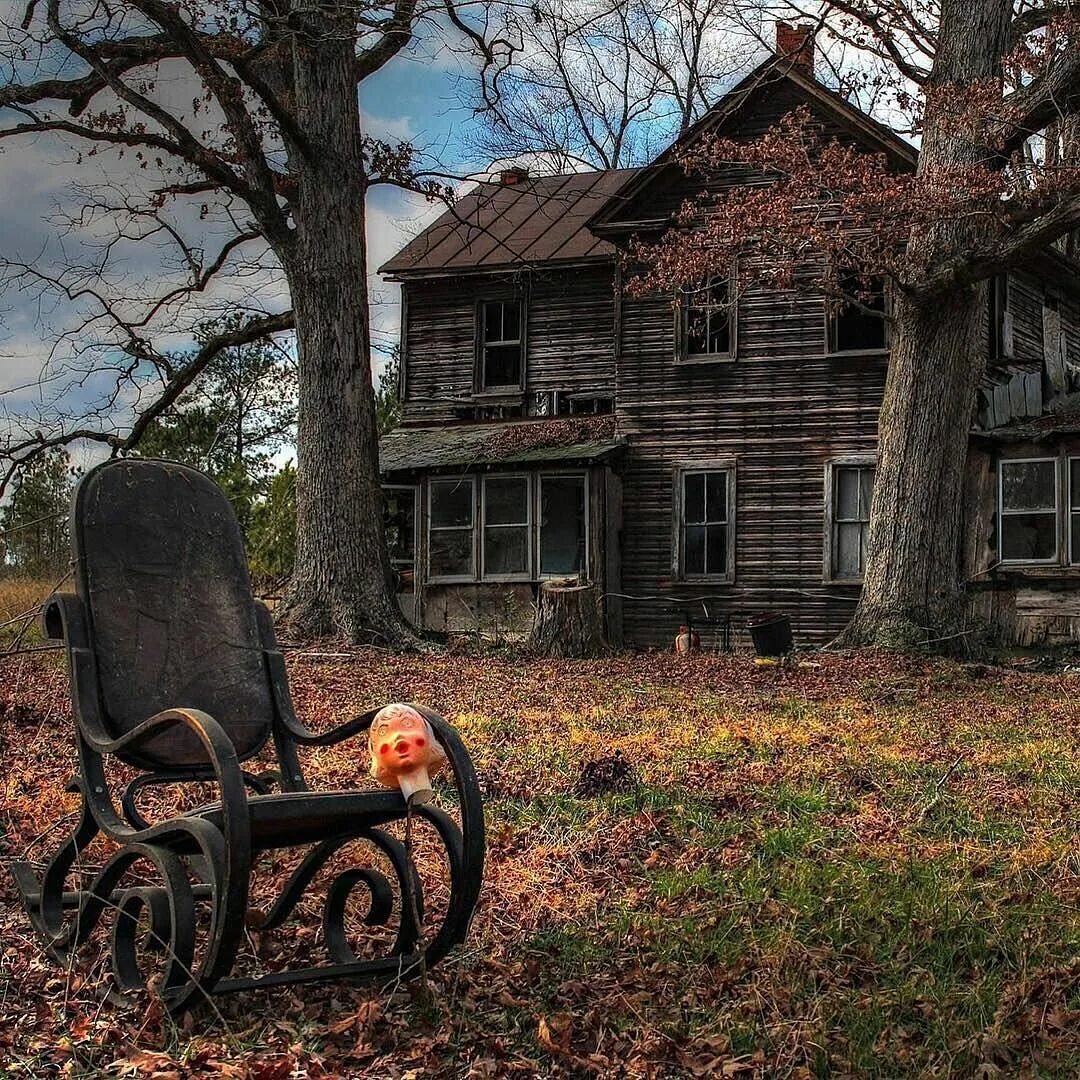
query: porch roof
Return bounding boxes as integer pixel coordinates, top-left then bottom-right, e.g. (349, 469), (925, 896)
(379, 416), (623, 475)
(978, 410), (1080, 442)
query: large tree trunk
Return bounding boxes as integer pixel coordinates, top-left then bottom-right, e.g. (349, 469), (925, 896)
(841, 0), (1012, 654)
(277, 23), (419, 648)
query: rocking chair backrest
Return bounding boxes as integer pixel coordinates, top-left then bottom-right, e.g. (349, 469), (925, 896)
(73, 459), (273, 769)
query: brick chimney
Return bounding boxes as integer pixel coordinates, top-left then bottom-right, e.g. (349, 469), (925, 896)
(776, 21), (815, 76)
(499, 165), (530, 186)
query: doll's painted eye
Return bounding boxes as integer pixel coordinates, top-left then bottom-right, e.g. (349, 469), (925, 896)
(379, 743), (390, 755)
(414, 737), (426, 748)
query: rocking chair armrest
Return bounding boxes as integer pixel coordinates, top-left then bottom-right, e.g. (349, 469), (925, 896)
(84, 708), (249, 837)
(41, 592), (86, 643)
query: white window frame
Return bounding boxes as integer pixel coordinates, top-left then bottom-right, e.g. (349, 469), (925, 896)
(823, 457), (876, 584)
(481, 473), (533, 582)
(998, 456), (1060, 566)
(536, 471), (590, 580)
(427, 476), (477, 583)
(672, 461), (736, 582)
(383, 484), (419, 570)
(676, 274), (736, 364)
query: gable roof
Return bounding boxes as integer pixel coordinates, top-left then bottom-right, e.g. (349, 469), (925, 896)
(379, 168), (640, 278)
(589, 56), (917, 233)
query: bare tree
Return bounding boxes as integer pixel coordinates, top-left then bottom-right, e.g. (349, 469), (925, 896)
(633, 2), (1080, 651)
(0, 0), (512, 646)
(468, 0), (758, 171)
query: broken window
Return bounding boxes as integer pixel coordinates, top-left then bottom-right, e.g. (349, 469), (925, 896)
(479, 300), (524, 391)
(828, 463), (875, 580)
(539, 474), (587, 576)
(680, 277), (734, 360)
(999, 458), (1058, 562)
(989, 274), (1012, 360)
(1072, 459), (1080, 563)
(383, 486), (417, 569)
(482, 475), (531, 578)
(828, 272), (887, 353)
(678, 468), (733, 578)
(428, 478), (475, 579)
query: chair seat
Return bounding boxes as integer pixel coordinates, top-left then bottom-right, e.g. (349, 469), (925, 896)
(186, 789), (408, 850)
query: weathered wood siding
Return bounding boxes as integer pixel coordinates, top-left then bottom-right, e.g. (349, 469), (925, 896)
(615, 279), (887, 647)
(401, 266), (617, 421)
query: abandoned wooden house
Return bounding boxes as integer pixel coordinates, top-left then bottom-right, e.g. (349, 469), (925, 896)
(378, 26), (1080, 649)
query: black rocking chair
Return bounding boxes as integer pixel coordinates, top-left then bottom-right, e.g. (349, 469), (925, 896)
(11, 458), (484, 1015)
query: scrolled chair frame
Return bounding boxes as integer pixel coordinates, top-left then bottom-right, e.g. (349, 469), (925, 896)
(10, 459), (484, 1016)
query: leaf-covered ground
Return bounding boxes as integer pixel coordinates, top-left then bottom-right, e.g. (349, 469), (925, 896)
(1, 649), (1077, 1078)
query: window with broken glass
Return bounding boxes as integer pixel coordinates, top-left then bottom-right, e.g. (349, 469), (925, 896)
(679, 277), (734, 361)
(478, 300), (524, 391)
(678, 468), (733, 579)
(999, 458), (1058, 563)
(428, 478), (476, 580)
(827, 272), (887, 353)
(827, 462), (875, 581)
(383, 486), (417, 570)
(482, 475), (531, 578)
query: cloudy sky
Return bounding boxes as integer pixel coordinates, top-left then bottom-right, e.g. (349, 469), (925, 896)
(0, 13), (494, 465)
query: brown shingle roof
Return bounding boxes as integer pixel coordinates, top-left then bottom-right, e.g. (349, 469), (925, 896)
(379, 169), (640, 277)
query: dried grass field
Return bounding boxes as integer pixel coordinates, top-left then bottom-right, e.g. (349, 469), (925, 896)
(1, 642), (1077, 1078)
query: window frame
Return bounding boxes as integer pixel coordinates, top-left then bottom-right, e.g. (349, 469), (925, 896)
(998, 456), (1060, 566)
(823, 456), (876, 584)
(672, 461), (736, 582)
(825, 273), (890, 357)
(475, 298), (526, 394)
(426, 476), (478, 583)
(1069, 456), (1080, 566)
(480, 473), (533, 582)
(675, 273), (737, 365)
(383, 484), (419, 571)
(536, 470), (590, 580)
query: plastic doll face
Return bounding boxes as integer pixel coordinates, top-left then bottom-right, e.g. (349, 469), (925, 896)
(370, 705), (433, 773)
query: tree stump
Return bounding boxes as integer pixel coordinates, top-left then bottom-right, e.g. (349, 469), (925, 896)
(529, 578), (607, 658)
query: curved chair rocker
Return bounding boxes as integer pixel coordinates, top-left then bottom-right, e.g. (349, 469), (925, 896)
(10, 458), (484, 1015)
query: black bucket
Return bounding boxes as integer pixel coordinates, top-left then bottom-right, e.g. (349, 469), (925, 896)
(747, 612), (793, 657)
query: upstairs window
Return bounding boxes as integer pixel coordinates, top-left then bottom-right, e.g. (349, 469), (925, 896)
(482, 475), (531, 578)
(826, 461), (875, 581)
(428, 478), (476, 580)
(478, 300), (524, 391)
(678, 277), (734, 362)
(675, 466), (734, 579)
(999, 458), (1058, 563)
(989, 274), (1013, 360)
(828, 272), (887, 353)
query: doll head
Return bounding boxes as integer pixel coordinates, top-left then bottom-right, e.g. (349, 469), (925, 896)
(368, 703), (448, 803)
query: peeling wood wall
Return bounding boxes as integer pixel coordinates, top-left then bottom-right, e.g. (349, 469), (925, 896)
(401, 267), (617, 422)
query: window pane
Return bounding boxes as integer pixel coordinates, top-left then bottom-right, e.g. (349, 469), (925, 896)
(384, 489), (415, 565)
(685, 278), (731, 356)
(835, 468), (861, 520)
(859, 468), (875, 518)
(835, 521), (863, 578)
(484, 343), (521, 387)
(684, 525), (706, 575)
(431, 481), (472, 527)
(706, 472), (727, 523)
(1072, 512), (1080, 563)
(706, 524), (727, 575)
(502, 302), (521, 342)
(1002, 460), (1056, 511)
(1071, 459), (1080, 509)
(833, 274), (886, 352)
(684, 473), (705, 524)
(483, 301), (503, 343)
(540, 476), (585, 575)
(485, 477), (528, 525)
(485, 526), (529, 575)
(430, 529), (473, 576)
(1001, 512), (1057, 561)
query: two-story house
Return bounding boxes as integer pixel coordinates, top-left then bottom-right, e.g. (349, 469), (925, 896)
(379, 27), (1080, 650)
